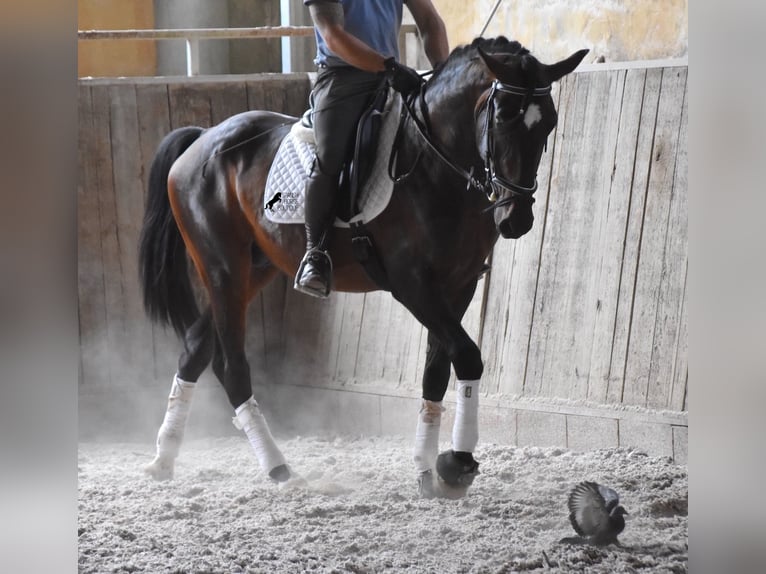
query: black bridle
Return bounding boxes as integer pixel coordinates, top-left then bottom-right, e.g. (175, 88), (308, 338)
(480, 80), (551, 209)
(389, 78), (552, 212)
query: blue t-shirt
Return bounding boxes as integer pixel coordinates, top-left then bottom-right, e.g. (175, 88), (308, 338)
(304, 0), (404, 67)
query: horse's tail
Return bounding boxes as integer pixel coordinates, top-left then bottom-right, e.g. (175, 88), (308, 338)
(138, 126), (204, 338)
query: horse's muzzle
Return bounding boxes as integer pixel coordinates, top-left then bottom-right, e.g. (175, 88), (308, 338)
(495, 202), (534, 239)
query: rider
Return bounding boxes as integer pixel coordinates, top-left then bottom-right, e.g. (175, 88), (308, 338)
(294, 0), (450, 298)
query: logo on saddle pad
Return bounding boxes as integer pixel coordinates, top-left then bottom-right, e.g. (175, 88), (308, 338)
(263, 92), (401, 227)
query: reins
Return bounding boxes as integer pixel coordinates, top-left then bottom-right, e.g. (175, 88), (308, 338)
(200, 61), (552, 218)
(389, 87), (485, 192)
(389, 73), (552, 213)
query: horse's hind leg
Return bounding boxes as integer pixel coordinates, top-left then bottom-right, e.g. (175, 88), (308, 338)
(206, 257), (292, 482)
(145, 309), (215, 480)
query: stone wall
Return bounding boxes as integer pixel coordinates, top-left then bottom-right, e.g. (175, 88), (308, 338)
(433, 0), (688, 63)
(78, 1), (687, 77)
(78, 0), (156, 77)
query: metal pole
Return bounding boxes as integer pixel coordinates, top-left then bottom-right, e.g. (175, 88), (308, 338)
(280, 0), (292, 73)
(186, 38), (199, 76)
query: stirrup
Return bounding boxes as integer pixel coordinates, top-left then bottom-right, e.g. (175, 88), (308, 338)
(294, 248), (333, 298)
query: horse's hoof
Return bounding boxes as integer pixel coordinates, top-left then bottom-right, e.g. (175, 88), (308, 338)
(144, 457), (174, 481)
(268, 464), (291, 483)
(436, 450), (480, 488)
(417, 470), (438, 499)
(418, 469), (471, 500)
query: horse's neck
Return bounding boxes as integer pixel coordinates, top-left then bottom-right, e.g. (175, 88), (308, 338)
(421, 71), (490, 170)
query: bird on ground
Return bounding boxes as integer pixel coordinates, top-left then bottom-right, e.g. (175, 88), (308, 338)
(560, 481), (628, 546)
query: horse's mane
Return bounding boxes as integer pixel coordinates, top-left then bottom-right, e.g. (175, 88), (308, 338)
(430, 36), (530, 84)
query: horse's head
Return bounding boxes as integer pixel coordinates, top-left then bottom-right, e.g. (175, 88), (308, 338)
(475, 44), (589, 239)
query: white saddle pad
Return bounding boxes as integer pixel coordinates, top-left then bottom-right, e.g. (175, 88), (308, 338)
(263, 91), (401, 228)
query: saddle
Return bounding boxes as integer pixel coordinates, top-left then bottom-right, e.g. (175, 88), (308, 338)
(300, 83), (389, 222)
(267, 84), (397, 290)
(326, 84), (391, 289)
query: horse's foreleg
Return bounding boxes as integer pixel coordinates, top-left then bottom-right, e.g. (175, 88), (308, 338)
(436, 318), (483, 494)
(413, 331), (449, 497)
(400, 278), (482, 497)
(418, 350), (481, 499)
(145, 310), (214, 480)
(435, 374), (481, 491)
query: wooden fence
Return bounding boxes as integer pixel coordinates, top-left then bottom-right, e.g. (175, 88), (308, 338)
(78, 63), (687, 461)
(78, 24), (419, 76)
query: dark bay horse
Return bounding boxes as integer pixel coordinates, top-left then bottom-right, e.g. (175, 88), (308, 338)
(139, 37), (587, 496)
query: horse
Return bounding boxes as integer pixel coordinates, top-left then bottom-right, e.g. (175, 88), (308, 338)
(138, 36), (588, 497)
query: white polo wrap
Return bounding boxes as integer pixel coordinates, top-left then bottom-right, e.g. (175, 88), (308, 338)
(233, 396), (286, 475)
(452, 379), (479, 452)
(155, 374), (196, 459)
(413, 400), (445, 473)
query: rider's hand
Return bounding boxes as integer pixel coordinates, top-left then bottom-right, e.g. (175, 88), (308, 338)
(384, 57), (423, 96)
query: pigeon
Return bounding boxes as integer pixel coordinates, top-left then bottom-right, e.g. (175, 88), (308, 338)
(560, 481), (628, 546)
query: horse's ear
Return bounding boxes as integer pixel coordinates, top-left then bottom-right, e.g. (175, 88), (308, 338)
(543, 49), (589, 83)
(476, 46), (507, 80)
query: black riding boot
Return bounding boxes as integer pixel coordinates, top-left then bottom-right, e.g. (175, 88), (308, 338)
(294, 164), (337, 298)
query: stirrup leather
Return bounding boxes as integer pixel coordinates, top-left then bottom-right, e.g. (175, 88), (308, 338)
(294, 248), (333, 298)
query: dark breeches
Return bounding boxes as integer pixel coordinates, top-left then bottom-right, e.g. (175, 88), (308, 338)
(304, 66), (384, 250)
(310, 66), (383, 175)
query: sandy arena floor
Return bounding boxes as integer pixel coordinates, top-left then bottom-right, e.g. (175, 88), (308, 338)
(78, 434), (687, 573)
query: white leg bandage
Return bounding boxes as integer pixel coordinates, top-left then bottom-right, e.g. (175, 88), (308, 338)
(413, 400), (444, 473)
(233, 396), (286, 475)
(155, 374), (196, 459)
(452, 379), (479, 453)
(145, 374), (196, 480)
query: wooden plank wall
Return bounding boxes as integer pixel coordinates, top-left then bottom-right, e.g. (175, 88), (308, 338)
(485, 66), (689, 412)
(78, 65), (687, 457)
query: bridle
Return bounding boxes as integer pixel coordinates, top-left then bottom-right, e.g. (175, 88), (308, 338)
(480, 80), (551, 210)
(390, 76), (552, 212)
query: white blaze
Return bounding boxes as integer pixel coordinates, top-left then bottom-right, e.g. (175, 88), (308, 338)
(524, 103), (542, 129)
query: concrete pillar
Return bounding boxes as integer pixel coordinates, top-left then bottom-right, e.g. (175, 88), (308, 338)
(227, 0), (281, 73)
(154, 0), (230, 76)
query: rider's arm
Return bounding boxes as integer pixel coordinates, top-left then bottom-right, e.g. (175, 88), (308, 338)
(405, 0), (450, 68)
(307, 1), (389, 72)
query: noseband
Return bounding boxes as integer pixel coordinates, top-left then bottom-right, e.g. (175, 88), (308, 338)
(392, 77), (552, 213)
